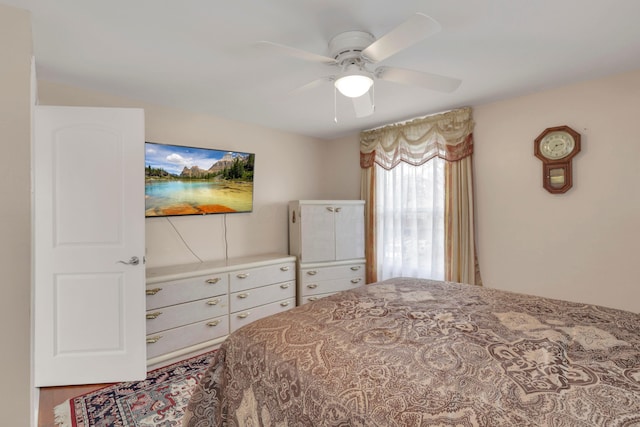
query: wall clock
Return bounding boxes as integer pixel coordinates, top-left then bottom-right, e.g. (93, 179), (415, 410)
(534, 125), (581, 194)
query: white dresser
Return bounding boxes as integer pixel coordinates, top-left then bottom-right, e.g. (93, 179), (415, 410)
(145, 253), (296, 366)
(298, 260), (365, 304)
(289, 200), (366, 304)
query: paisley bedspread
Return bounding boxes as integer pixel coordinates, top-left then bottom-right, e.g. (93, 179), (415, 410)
(183, 278), (640, 426)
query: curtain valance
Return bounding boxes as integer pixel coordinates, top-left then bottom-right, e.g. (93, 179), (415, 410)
(360, 107), (474, 170)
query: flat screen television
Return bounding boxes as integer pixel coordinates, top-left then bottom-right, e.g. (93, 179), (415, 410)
(145, 141), (254, 217)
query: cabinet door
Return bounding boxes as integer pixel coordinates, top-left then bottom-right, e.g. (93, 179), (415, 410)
(34, 106), (146, 386)
(300, 204), (335, 262)
(335, 203), (365, 260)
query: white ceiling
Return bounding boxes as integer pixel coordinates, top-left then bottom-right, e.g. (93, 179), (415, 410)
(5, 0), (640, 140)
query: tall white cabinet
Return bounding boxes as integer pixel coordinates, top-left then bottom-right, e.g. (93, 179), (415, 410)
(289, 200), (366, 304)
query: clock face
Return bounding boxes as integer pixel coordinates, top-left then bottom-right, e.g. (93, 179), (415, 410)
(539, 131), (575, 160)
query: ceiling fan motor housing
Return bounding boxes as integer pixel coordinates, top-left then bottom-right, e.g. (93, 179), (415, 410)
(329, 31), (375, 66)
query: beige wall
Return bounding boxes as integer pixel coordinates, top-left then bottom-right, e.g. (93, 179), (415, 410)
(322, 133), (362, 200)
(37, 81), (336, 268)
(0, 4), (32, 424)
(474, 69), (640, 312)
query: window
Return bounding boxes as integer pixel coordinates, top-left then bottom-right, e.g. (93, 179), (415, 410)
(360, 107), (479, 285)
(375, 158), (445, 281)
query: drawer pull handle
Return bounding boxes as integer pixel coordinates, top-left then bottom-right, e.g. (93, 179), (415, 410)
(335, 207), (342, 213)
(207, 320), (220, 327)
(146, 336), (162, 344)
(306, 270), (317, 276)
(280, 301), (290, 307)
(237, 273), (249, 279)
(207, 299), (220, 305)
(238, 312), (250, 319)
(146, 311), (162, 320)
(280, 283), (290, 289)
(308, 297), (319, 302)
(146, 288), (162, 296)
(206, 277), (221, 284)
(237, 293), (249, 299)
(326, 207), (334, 212)
(351, 278), (362, 284)
(280, 266), (290, 271)
(350, 266), (361, 271)
(307, 284), (318, 289)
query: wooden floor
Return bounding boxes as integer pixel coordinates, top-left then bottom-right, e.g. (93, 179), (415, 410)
(38, 383), (112, 427)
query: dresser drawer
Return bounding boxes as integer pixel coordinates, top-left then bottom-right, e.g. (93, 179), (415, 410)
(301, 276), (364, 297)
(230, 280), (295, 313)
(146, 315), (229, 359)
(230, 262), (295, 292)
(146, 273), (228, 310)
(230, 297), (295, 333)
(301, 292), (338, 304)
(300, 263), (365, 284)
(146, 295), (229, 334)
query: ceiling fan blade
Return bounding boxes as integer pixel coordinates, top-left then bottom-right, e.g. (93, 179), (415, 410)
(362, 13), (441, 63)
(352, 91), (374, 118)
(377, 66), (461, 93)
(290, 76), (335, 94)
(256, 41), (337, 65)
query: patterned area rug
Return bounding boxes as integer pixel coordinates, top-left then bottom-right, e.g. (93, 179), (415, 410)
(54, 350), (217, 427)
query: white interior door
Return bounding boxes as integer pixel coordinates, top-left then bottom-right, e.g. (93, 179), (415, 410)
(34, 106), (146, 386)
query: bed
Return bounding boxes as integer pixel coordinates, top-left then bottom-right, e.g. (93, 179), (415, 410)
(183, 277), (640, 426)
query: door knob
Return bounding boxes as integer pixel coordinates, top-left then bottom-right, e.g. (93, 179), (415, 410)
(118, 256), (140, 266)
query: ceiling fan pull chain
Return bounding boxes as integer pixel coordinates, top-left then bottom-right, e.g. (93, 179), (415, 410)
(334, 86), (338, 123)
(372, 82), (376, 113)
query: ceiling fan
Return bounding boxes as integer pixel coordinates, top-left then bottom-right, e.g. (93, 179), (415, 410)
(258, 13), (462, 118)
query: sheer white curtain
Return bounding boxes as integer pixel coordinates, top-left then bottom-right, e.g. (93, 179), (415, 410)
(375, 158), (445, 281)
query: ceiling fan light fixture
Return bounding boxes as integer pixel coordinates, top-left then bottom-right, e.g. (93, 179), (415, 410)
(334, 71), (373, 98)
